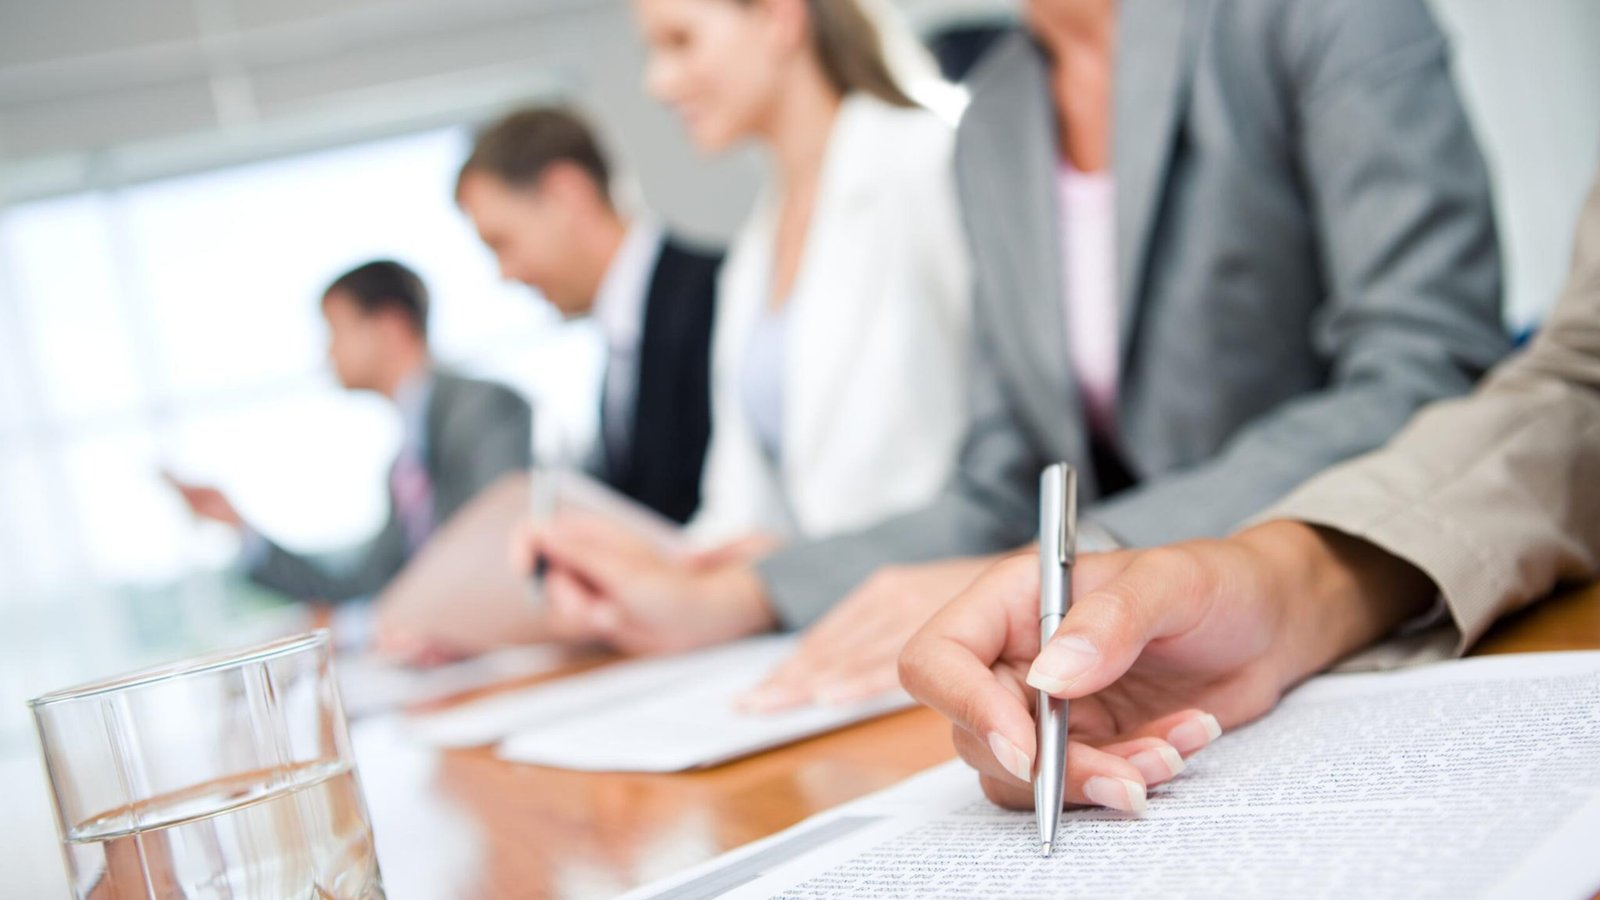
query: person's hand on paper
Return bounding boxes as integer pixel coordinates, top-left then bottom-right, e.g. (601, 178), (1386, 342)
(371, 621), (469, 668)
(737, 555), (1000, 713)
(899, 521), (1434, 811)
(527, 514), (778, 654)
(161, 471), (245, 528)
(687, 532), (785, 570)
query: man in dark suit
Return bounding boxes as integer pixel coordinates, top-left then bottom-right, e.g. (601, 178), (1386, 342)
(456, 107), (720, 523)
(168, 260), (533, 601)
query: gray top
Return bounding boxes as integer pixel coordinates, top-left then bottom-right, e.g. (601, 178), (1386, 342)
(757, 2), (1511, 628)
(741, 304), (789, 462)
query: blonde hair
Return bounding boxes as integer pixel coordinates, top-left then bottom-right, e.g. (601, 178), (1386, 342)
(756, 0), (917, 108)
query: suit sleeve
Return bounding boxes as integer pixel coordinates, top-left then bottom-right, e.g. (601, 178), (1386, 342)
(247, 515), (409, 603)
(1088, 3), (1512, 546)
(456, 386), (534, 498)
(248, 382), (532, 602)
(1263, 170), (1600, 653)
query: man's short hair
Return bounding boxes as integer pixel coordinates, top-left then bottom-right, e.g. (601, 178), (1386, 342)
(323, 259), (429, 337)
(456, 106), (613, 205)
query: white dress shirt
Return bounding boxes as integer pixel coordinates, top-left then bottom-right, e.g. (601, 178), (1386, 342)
(591, 217), (666, 472)
(391, 368), (435, 462)
(740, 303), (789, 461)
(389, 369), (436, 551)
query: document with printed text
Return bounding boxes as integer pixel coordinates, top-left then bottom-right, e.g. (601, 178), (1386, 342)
(624, 651), (1600, 899)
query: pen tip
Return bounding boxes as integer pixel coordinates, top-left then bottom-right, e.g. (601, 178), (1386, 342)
(1041, 841), (1053, 858)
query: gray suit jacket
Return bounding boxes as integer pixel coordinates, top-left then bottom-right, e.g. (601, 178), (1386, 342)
(250, 370), (533, 602)
(1269, 166), (1600, 655)
(760, 0), (1511, 626)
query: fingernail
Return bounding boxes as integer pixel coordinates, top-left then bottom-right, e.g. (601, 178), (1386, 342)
(736, 685), (780, 710)
(732, 689), (769, 712)
(1128, 745), (1185, 784)
(1083, 776), (1147, 813)
(737, 685), (801, 714)
(1167, 713), (1223, 755)
(813, 684), (862, 707)
(988, 732), (1033, 783)
(1026, 635), (1100, 694)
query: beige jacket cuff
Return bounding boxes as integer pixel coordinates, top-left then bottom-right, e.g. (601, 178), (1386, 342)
(1251, 484), (1504, 665)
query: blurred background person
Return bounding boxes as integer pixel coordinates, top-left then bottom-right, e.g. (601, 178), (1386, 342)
(168, 260), (533, 602)
(644, 0), (972, 552)
(375, 104), (723, 662)
(457, 107), (721, 523)
(522, 0), (974, 652)
(528, 0), (1518, 686)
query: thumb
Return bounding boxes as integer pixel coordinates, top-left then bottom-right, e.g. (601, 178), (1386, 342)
(898, 554), (1043, 778)
(1026, 547), (1210, 699)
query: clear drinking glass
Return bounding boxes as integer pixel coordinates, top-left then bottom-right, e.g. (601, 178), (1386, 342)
(29, 631), (384, 899)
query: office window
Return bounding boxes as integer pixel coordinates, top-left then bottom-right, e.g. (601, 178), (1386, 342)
(0, 126), (603, 604)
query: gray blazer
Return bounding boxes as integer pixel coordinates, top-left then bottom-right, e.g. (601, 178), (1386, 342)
(1270, 165), (1600, 657)
(760, 0), (1512, 626)
(250, 370), (532, 602)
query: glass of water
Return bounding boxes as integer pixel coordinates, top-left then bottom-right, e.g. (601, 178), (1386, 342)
(29, 631), (384, 899)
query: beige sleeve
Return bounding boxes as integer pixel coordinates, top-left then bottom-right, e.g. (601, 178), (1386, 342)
(1261, 168), (1600, 655)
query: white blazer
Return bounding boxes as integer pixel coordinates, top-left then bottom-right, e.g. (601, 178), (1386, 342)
(688, 94), (972, 544)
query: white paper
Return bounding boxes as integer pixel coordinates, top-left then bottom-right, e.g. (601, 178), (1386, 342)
(406, 636), (915, 769)
(334, 645), (567, 719)
(530, 466), (691, 558)
(625, 651), (1600, 900)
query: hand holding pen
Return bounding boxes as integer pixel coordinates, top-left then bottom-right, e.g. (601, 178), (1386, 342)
(898, 465), (1241, 821)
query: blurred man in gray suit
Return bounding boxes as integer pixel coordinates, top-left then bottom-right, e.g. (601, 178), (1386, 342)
(168, 260), (532, 602)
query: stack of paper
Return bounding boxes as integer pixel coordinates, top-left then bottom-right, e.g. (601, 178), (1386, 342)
(406, 635), (915, 770)
(623, 651), (1600, 899)
(334, 645), (568, 719)
(529, 466), (691, 557)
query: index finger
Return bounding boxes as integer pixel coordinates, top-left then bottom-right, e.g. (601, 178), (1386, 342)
(897, 554), (1041, 774)
(539, 520), (639, 596)
(556, 511), (662, 562)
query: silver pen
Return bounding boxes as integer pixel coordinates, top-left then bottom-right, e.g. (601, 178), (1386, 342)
(1035, 463), (1077, 858)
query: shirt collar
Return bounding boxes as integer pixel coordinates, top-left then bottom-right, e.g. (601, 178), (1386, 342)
(591, 216), (665, 353)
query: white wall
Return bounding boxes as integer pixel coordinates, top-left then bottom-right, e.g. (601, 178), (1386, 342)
(0, 0), (762, 241)
(1429, 0), (1600, 329)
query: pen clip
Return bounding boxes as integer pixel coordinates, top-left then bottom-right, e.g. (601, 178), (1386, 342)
(1055, 465), (1078, 567)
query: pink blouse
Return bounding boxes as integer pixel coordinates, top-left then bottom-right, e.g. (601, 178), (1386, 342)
(1057, 160), (1119, 438)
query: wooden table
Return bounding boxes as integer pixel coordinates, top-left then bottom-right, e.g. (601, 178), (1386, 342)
(358, 580), (1600, 900)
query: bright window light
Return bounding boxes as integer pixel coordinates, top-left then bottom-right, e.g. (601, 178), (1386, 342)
(0, 125), (603, 598)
